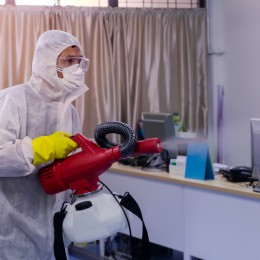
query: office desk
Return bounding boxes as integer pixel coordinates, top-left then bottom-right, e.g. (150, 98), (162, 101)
(100, 163), (260, 260)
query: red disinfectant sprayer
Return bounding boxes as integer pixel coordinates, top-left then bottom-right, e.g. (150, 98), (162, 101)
(38, 121), (162, 258)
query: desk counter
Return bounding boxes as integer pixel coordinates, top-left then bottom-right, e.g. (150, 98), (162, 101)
(109, 162), (260, 199)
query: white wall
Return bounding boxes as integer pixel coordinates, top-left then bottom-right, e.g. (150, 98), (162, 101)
(210, 0), (260, 166)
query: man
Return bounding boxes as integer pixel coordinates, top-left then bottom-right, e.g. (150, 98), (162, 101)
(0, 30), (89, 259)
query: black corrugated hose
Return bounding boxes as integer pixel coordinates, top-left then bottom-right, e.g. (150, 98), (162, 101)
(94, 121), (137, 158)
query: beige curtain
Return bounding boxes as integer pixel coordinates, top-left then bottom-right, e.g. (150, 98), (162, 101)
(0, 6), (207, 138)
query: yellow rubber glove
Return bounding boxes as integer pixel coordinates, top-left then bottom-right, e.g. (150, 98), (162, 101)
(32, 131), (79, 166)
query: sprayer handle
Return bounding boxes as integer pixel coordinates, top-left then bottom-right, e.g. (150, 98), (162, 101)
(71, 133), (91, 150)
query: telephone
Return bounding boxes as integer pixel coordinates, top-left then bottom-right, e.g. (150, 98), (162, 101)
(220, 166), (258, 182)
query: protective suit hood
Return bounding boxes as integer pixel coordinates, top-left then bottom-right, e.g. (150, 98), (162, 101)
(29, 30), (88, 102)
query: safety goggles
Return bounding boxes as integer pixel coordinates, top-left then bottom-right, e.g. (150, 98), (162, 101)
(57, 56), (90, 72)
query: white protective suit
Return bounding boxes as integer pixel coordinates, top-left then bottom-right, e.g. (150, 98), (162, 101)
(0, 30), (88, 259)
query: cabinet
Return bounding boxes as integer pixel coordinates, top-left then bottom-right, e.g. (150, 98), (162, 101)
(100, 163), (260, 260)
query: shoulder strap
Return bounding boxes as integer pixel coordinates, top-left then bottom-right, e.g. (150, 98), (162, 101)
(119, 192), (150, 260)
(53, 203), (68, 260)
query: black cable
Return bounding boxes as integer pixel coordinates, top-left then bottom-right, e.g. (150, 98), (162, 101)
(99, 180), (133, 260)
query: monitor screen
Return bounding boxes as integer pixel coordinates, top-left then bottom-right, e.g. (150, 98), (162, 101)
(250, 118), (260, 179)
(142, 112), (177, 159)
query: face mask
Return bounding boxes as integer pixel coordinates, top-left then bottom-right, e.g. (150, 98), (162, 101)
(59, 64), (86, 92)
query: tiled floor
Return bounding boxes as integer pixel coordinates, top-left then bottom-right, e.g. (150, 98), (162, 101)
(68, 240), (183, 260)
(67, 232), (187, 259)
(69, 256), (80, 260)
(69, 243), (105, 260)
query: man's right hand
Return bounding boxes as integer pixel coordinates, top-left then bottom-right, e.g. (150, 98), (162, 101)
(32, 131), (78, 166)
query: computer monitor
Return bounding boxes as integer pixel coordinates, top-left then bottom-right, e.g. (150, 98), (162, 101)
(250, 118), (260, 179)
(141, 112), (177, 171)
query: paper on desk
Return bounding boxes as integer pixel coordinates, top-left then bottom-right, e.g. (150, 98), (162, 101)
(169, 156), (186, 175)
(213, 163), (229, 174)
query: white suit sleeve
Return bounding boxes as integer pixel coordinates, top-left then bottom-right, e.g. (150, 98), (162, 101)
(0, 91), (35, 177)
